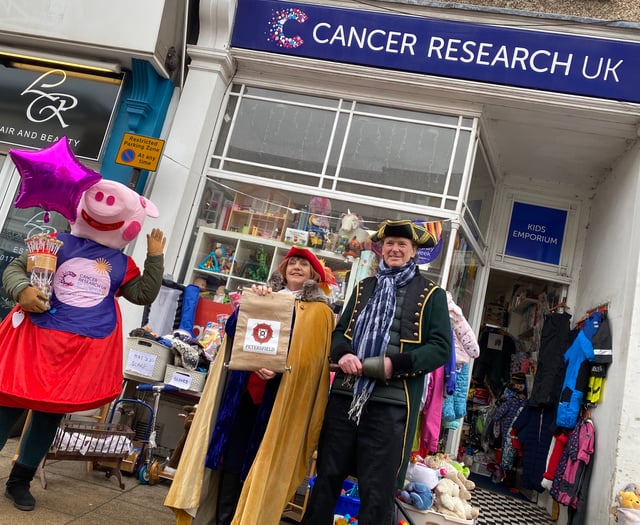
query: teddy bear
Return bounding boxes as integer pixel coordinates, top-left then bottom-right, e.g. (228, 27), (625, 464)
(424, 453), (475, 500)
(433, 478), (480, 521)
(397, 481), (433, 510)
(619, 490), (640, 509)
(336, 210), (369, 257)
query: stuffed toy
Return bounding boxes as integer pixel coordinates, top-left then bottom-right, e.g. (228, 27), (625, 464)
(397, 481), (433, 510)
(344, 236), (363, 258)
(424, 453), (475, 500)
(619, 491), (640, 509)
(433, 478), (467, 519)
(308, 197), (331, 249)
(433, 478), (480, 521)
(338, 210), (369, 243)
(406, 457), (440, 490)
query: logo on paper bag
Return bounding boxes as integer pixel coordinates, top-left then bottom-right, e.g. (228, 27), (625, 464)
(244, 319), (280, 355)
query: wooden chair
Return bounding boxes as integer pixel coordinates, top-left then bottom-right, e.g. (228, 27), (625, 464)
(282, 450), (317, 522)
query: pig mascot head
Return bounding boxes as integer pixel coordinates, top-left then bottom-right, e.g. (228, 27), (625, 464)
(70, 180), (159, 249)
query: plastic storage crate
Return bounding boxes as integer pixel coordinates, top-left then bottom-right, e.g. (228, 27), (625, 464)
(163, 364), (207, 392)
(123, 337), (171, 382)
(397, 501), (476, 525)
(309, 477), (360, 517)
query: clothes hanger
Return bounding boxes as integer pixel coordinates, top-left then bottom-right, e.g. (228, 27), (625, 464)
(550, 301), (570, 314)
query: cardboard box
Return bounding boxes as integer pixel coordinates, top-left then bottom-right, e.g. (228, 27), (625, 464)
(284, 228), (309, 246)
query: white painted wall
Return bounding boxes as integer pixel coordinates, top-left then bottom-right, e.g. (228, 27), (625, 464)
(572, 143), (640, 524)
(0, 1), (163, 50)
(119, 0), (237, 338)
(0, 0), (186, 77)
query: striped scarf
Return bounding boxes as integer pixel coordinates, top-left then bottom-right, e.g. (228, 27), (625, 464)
(348, 259), (417, 424)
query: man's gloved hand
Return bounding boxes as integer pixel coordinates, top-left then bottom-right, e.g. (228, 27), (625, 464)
(363, 355), (388, 380)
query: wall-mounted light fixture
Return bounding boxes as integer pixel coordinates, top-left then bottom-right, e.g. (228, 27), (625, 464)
(0, 46), (121, 74)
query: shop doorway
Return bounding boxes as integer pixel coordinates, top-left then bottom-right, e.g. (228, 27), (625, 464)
(462, 268), (567, 502)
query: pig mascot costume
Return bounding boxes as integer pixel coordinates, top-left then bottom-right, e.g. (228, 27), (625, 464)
(0, 179), (166, 511)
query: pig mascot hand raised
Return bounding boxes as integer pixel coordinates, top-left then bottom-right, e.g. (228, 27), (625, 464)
(0, 177), (167, 511)
(0, 179), (165, 414)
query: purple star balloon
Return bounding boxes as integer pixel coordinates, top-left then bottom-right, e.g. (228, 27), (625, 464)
(9, 137), (102, 223)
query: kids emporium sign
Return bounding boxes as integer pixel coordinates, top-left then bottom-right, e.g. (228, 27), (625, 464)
(505, 202), (567, 265)
(231, 0), (640, 103)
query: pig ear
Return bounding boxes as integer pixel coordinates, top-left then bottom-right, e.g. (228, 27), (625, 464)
(140, 196), (159, 218)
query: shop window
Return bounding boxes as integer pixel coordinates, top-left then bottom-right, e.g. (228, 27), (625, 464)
(181, 177), (452, 296)
(447, 230), (483, 319)
(211, 84), (476, 212)
(466, 144), (495, 239)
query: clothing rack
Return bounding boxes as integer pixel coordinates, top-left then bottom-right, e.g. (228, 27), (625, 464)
(574, 303), (609, 330)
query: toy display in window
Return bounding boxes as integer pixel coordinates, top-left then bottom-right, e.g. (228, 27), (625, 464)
(307, 197), (332, 250)
(336, 210), (370, 258)
(198, 243), (234, 274)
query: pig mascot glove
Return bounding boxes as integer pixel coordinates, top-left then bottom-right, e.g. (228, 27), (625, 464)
(0, 179), (165, 413)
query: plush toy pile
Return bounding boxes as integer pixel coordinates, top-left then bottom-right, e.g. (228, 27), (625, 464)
(614, 483), (640, 525)
(397, 453), (480, 522)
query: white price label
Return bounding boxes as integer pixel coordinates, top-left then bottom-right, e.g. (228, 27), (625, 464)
(167, 370), (193, 390)
(124, 349), (157, 377)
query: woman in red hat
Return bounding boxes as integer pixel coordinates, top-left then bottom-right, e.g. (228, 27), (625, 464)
(166, 246), (336, 525)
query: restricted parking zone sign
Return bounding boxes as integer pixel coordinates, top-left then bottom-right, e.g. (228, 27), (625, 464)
(116, 133), (165, 171)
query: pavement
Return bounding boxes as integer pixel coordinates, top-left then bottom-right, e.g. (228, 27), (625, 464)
(0, 437), (175, 525)
(1, 437), (302, 525)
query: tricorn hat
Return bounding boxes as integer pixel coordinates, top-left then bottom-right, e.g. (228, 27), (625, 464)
(371, 219), (436, 248)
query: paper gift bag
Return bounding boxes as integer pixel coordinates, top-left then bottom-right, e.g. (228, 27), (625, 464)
(227, 289), (295, 372)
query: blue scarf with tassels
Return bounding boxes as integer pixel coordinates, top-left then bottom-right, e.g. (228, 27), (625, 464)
(348, 259), (417, 424)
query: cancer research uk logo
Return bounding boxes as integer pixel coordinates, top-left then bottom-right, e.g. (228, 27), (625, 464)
(268, 8), (308, 48)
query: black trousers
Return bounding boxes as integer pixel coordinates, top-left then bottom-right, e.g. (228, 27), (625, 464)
(302, 394), (407, 525)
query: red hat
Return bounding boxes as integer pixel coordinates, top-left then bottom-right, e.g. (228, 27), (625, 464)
(282, 246), (326, 281)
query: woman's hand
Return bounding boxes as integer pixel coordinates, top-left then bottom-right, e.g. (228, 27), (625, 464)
(255, 368), (276, 380)
(147, 228), (166, 257)
(250, 284), (272, 296)
(17, 286), (50, 313)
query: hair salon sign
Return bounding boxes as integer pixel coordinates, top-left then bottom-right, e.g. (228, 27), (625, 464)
(232, 0), (640, 103)
(0, 63), (123, 160)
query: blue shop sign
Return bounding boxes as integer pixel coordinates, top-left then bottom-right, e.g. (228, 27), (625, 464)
(505, 202), (567, 265)
(232, 0), (640, 103)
